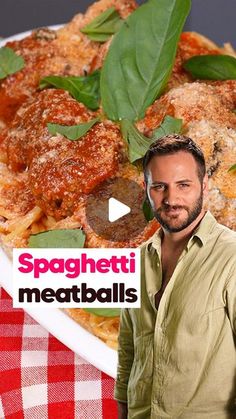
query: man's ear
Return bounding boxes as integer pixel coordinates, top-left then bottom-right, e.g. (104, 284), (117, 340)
(202, 173), (209, 197)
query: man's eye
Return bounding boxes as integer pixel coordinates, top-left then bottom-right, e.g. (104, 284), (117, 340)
(179, 183), (190, 188)
(153, 184), (165, 190)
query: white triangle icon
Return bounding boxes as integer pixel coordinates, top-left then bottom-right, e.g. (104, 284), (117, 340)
(108, 197), (131, 222)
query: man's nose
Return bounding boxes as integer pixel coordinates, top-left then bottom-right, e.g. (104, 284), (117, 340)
(163, 187), (179, 206)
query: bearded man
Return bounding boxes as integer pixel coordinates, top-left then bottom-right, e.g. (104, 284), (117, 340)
(115, 135), (236, 419)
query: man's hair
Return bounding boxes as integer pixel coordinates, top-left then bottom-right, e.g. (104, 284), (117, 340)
(143, 134), (206, 182)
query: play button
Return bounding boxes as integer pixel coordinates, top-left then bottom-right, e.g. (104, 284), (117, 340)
(108, 198), (130, 222)
(85, 177), (148, 242)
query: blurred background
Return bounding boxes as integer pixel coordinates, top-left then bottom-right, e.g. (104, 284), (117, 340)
(0, 0), (235, 47)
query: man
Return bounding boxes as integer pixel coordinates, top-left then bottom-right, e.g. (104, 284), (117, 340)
(114, 134), (236, 418)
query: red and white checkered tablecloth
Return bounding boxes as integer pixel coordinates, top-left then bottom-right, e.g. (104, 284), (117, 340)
(0, 287), (117, 419)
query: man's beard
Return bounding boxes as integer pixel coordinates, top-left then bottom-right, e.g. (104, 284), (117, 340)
(152, 190), (203, 233)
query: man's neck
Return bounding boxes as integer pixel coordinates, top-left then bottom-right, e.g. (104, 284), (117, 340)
(161, 210), (206, 251)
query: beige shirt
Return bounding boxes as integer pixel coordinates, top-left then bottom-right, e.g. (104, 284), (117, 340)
(114, 211), (236, 418)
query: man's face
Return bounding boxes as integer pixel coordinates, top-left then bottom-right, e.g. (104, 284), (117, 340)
(145, 151), (208, 233)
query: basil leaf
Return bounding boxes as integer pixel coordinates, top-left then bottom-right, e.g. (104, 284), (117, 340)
(121, 119), (153, 163)
(183, 55), (236, 80)
(101, 0), (191, 121)
(81, 7), (123, 42)
(47, 117), (100, 140)
(39, 70), (100, 110)
(84, 308), (120, 317)
(142, 200), (154, 222)
(121, 116), (182, 163)
(228, 164), (236, 173)
(0, 46), (25, 79)
(29, 229), (86, 248)
(152, 116), (182, 140)
(82, 33), (115, 43)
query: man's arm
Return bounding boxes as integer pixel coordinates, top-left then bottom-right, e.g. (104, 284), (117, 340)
(114, 308), (134, 417)
(117, 401), (128, 419)
(224, 268), (236, 334)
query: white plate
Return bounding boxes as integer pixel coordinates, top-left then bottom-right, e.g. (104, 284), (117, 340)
(0, 29), (118, 379)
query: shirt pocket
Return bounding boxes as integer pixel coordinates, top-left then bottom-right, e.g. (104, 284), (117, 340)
(127, 333), (153, 408)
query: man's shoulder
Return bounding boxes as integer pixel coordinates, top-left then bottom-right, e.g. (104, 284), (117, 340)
(214, 221), (236, 243)
(200, 211), (236, 248)
(212, 221), (236, 259)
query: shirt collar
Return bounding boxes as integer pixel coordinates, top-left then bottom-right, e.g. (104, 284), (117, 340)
(189, 210), (217, 247)
(147, 211), (217, 252)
